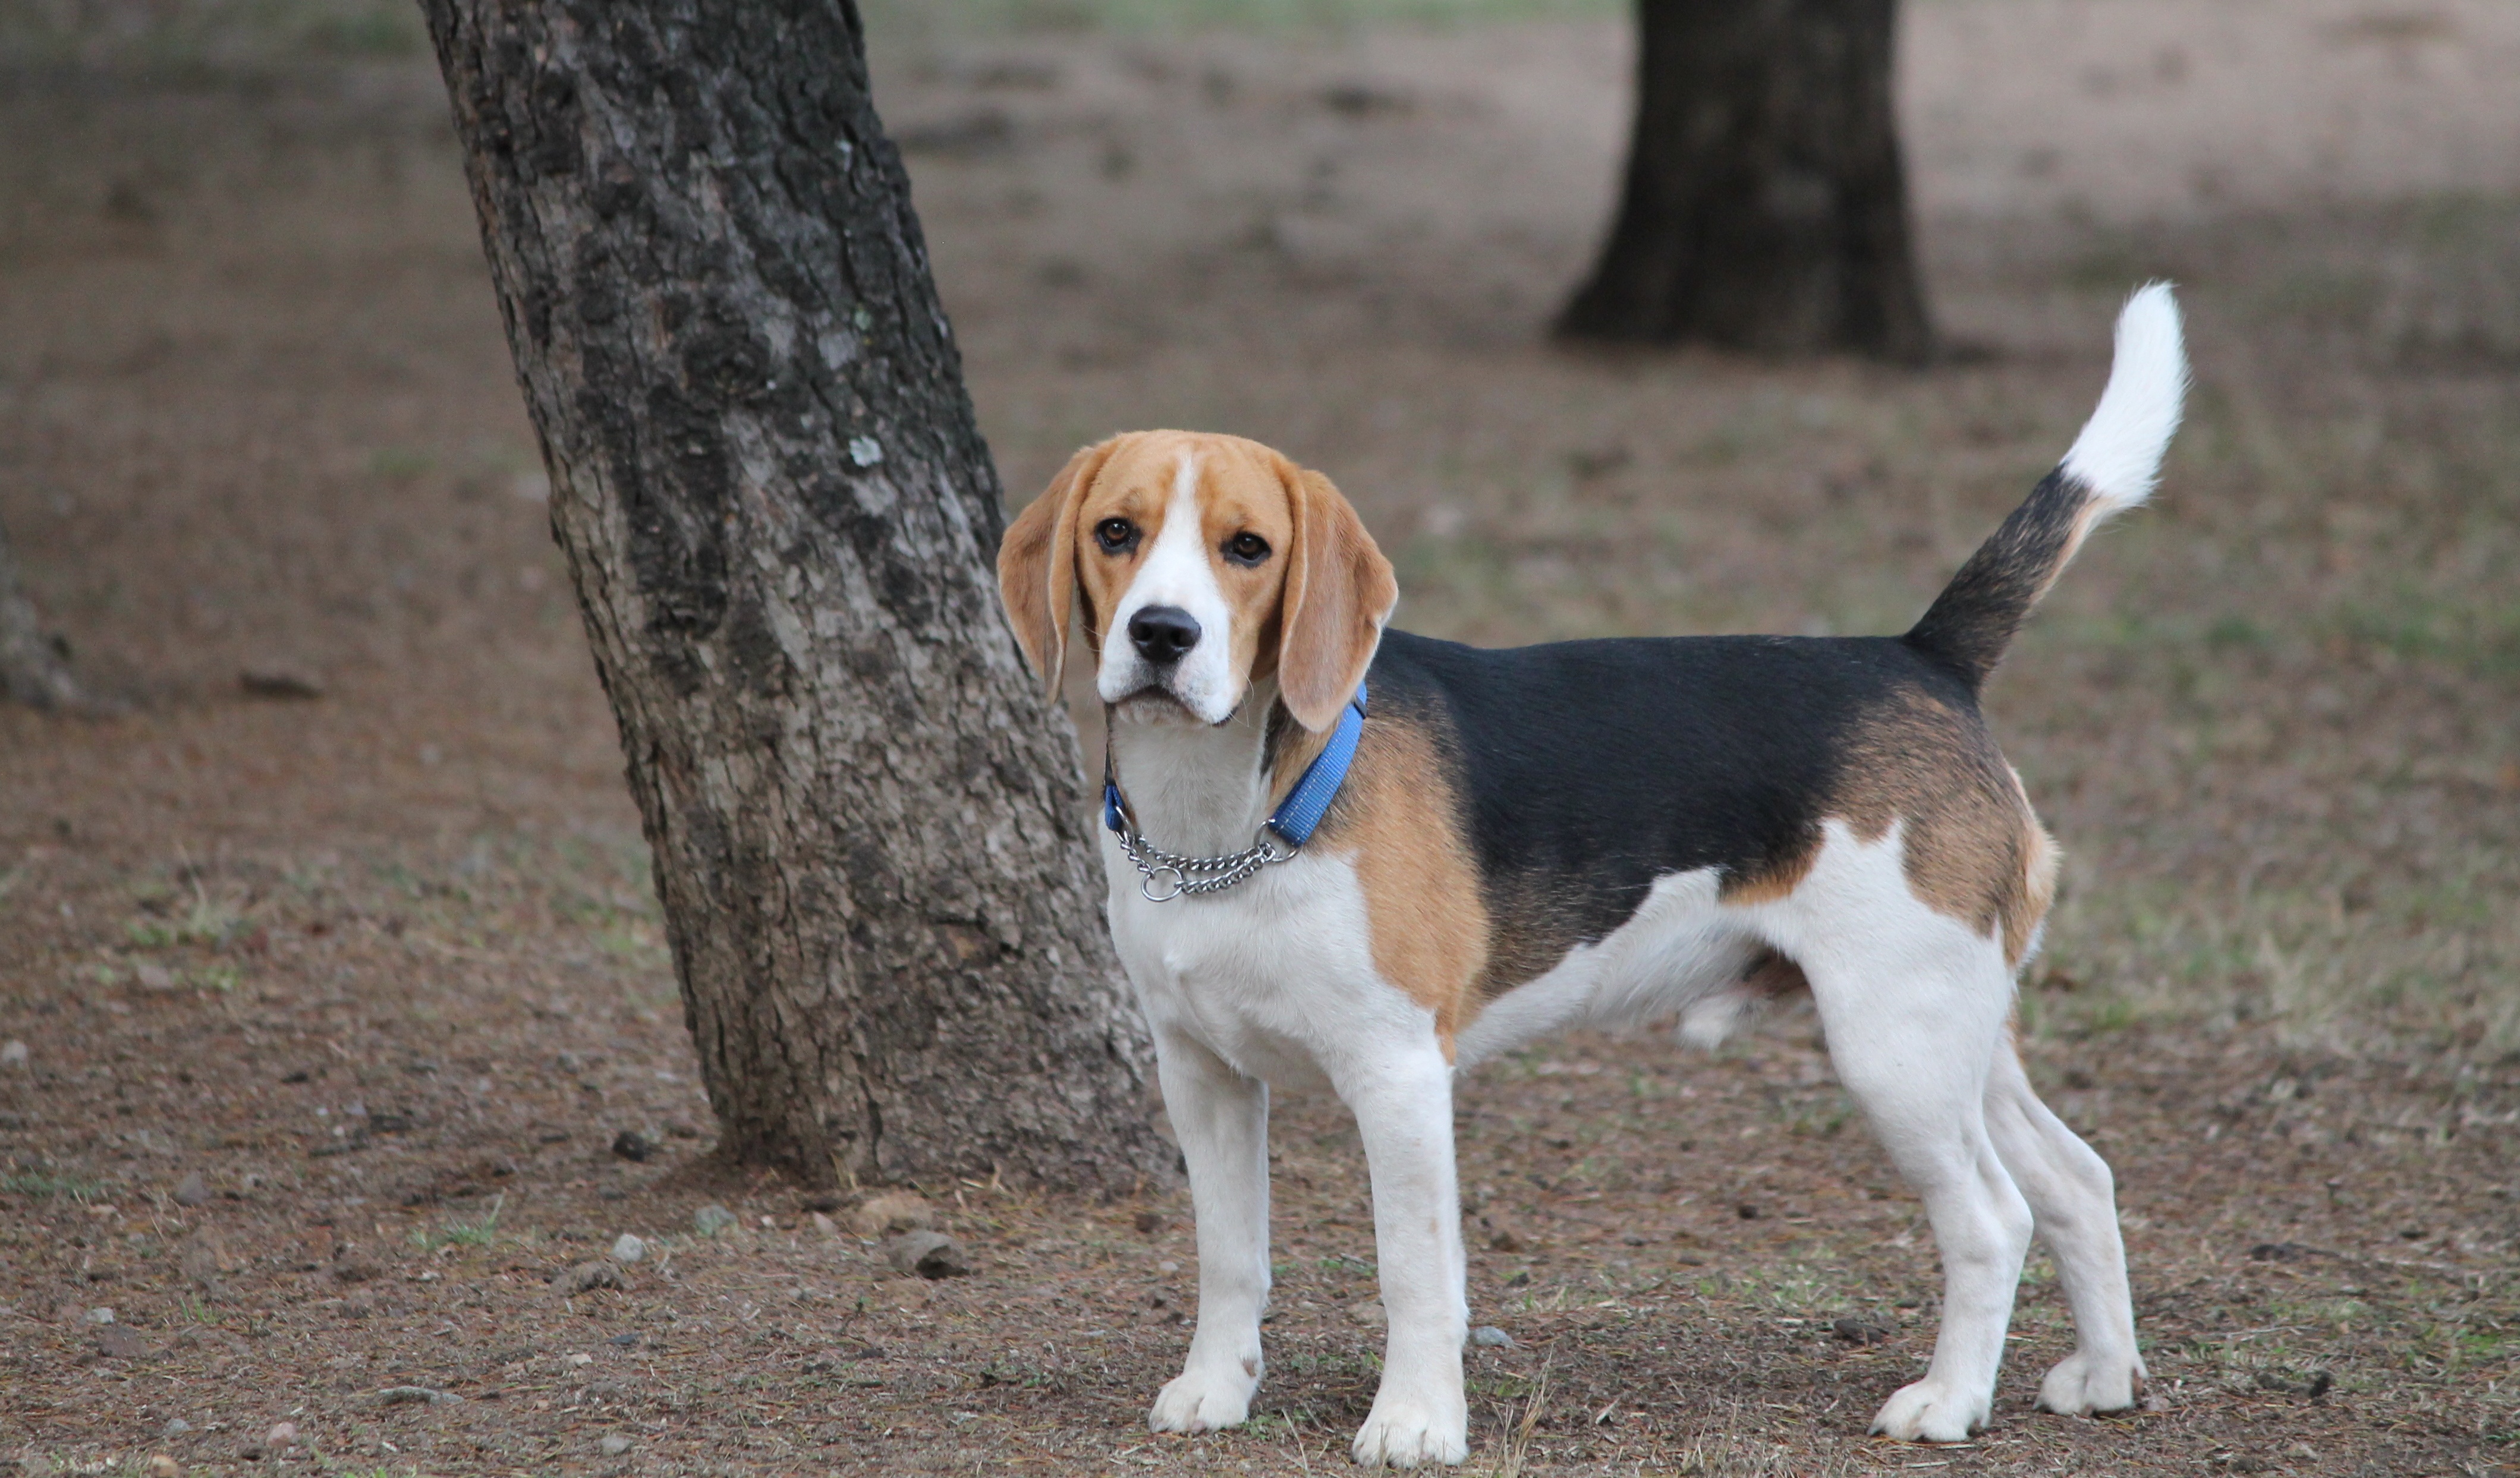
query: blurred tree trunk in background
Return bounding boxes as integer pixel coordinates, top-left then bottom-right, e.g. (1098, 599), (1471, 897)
(0, 513), (84, 710)
(421, 0), (1170, 1192)
(1559, 0), (1932, 360)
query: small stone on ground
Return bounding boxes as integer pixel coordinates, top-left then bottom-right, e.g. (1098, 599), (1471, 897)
(884, 1229), (969, 1278)
(611, 1232), (646, 1262)
(239, 664), (324, 699)
(553, 1260), (626, 1294)
(173, 1171), (210, 1206)
(693, 1203), (737, 1236)
(94, 1323), (150, 1358)
(1471, 1325), (1515, 1347)
(852, 1191), (937, 1240)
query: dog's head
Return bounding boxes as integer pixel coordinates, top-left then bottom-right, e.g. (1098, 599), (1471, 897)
(997, 431), (1396, 730)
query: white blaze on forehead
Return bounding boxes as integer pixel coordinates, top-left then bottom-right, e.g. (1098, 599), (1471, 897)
(1173, 447), (1200, 508)
(1097, 447), (1243, 722)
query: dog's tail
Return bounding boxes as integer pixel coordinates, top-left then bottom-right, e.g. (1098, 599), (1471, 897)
(1904, 283), (2187, 691)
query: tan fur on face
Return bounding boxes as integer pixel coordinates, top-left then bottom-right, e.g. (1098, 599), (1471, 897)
(1327, 715), (1489, 1057)
(998, 438), (1118, 691)
(1083, 434), (1296, 695)
(996, 431), (1394, 730)
(1278, 467), (1399, 732)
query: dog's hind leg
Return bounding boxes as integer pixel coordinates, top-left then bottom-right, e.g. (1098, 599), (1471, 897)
(1147, 1030), (1272, 1436)
(1984, 1040), (2147, 1416)
(1789, 883), (2034, 1441)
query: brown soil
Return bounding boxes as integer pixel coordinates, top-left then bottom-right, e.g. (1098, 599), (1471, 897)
(2, 5), (2514, 1475)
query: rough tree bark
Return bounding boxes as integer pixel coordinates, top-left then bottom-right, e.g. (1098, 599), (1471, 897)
(1558, 0), (1932, 360)
(421, 0), (1171, 1192)
(0, 512), (84, 710)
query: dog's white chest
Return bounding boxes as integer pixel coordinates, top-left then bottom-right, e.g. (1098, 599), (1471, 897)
(1102, 836), (1425, 1089)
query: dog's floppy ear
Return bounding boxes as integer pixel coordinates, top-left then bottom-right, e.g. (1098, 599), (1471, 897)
(998, 439), (1117, 694)
(1276, 460), (1398, 732)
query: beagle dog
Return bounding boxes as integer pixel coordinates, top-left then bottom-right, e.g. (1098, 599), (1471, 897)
(996, 286), (2186, 1466)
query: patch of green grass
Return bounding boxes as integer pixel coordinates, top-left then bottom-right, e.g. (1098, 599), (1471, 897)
(1234, 1410), (1304, 1440)
(126, 865), (249, 951)
(4, 1168), (103, 1201)
(592, 920), (668, 964)
(410, 1193), (505, 1252)
(303, 10), (423, 57)
(2084, 997), (2140, 1035)
(1780, 1093), (1854, 1138)
(2330, 590), (2520, 676)
(2206, 613), (2273, 650)
(367, 446), (433, 480)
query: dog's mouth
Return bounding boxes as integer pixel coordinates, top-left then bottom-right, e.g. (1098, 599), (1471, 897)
(1108, 680), (1247, 730)
(1100, 633), (1245, 727)
(1109, 686), (1216, 724)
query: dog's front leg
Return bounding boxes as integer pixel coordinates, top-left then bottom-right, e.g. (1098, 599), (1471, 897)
(1147, 1029), (1272, 1436)
(1338, 1039), (1470, 1468)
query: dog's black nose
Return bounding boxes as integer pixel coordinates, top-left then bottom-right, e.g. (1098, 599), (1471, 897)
(1128, 606), (1201, 665)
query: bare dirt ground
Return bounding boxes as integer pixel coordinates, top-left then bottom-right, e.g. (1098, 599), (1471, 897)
(2, 2), (2515, 1474)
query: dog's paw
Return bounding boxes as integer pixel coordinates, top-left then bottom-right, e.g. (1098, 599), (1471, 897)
(1869, 1379), (1989, 1444)
(2035, 1350), (2145, 1417)
(1349, 1392), (1468, 1468)
(1149, 1363), (1258, 1435)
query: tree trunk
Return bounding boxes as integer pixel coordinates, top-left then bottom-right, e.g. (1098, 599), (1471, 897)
(1558, 0), (1932, 360)
(0, 512), (83, 710)
(421, 0), (1171, 1193)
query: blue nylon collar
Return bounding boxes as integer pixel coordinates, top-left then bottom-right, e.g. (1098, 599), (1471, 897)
(1103, 681), (1367, 850)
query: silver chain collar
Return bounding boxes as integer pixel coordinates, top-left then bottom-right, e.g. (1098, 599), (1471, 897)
(1112, 820), (1294, 902)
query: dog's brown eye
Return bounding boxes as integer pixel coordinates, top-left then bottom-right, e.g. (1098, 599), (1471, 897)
(1094, 518), (1138, 554)
(1223, 532), (1270, 566)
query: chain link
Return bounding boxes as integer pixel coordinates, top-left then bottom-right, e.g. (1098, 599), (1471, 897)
(1114, 822), (1294, 902)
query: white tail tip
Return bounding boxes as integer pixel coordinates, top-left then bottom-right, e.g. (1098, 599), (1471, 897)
(2060, 282), (2188, 509)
